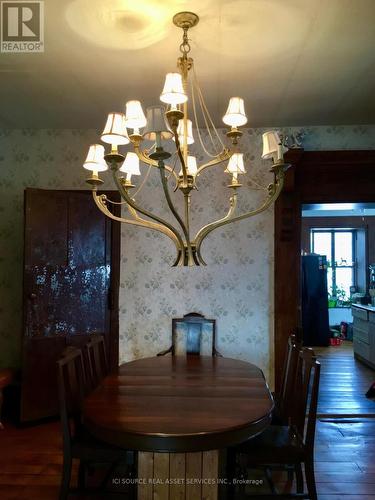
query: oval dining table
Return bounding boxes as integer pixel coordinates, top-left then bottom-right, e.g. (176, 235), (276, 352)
(83, 355), (274, 500)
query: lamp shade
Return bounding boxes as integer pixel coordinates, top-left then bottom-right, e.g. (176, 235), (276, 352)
(120, 152), (141, 175)
(222, 97), (247, 127)
(160, 73), (187, 105)
(225, 153), (246, 174)
(174, 119), (194, 145)
(125, 100), (147, 130)
(83, 144), (108, 172)
(101, 112), (129, 145)
(179, 155), (198, 176)
(262, 131), (284, 159)
(143, 106), (173, 141)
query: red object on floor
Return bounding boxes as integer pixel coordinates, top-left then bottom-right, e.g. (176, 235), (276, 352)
(330, 338), (343, 346)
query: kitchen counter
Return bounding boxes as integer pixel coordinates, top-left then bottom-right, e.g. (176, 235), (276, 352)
(352, 303), (375, 312)
(352, 304), (375, 370)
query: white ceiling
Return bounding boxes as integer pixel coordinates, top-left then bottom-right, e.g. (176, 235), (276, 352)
(302, 203), (375, 217)
(1, 0), (375, 128)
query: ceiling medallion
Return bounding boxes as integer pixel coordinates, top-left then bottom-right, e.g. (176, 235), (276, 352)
(82, 11), (290, 266)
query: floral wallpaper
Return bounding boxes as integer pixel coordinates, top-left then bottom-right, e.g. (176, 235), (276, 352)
(0, 125), (374, 385)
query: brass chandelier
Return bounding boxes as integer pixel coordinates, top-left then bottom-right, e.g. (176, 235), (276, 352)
(82, 11), (290, 267)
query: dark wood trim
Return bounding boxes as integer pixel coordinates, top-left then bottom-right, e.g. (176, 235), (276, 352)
(274, 149), (375, 391)
(107, 191), (121, 372)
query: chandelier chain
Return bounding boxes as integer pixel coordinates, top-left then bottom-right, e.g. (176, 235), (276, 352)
(166, 152), (178, 181)
(193, 66), (225, 149)
(191, 81), (214, 158)
(197, 88), (220, 155)
(197, 86), (223, 154)
(191, 76), (222, 158)
(132, 163), (152, 198)
(191, 65), (225, 158)
(179, 27), (191, 56)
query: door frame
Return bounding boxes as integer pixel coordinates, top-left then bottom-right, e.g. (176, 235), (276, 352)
(105, 190), (121, 371)
(274, 149), (375, 390)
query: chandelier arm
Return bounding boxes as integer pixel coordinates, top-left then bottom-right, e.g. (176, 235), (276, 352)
(173, 131), (188, 186)
(159, 162), (195, 266)
(184, 193), (191, 236)
(194, 193), (238, 266)
(111, 169), (185, 252)
(92, 190), (181, 252)
(196, 149), (232, 177)
(96, 197), (129, 206)
(194, 191), (238, 247)
(125, 204), (182, 254)
(196, 174), (285, 257)
(133, 144), (179, 183)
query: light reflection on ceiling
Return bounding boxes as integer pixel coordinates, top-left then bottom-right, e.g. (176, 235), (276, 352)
(65, 0), (173, 49)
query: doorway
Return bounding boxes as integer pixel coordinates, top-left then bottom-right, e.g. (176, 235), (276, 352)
(274, 149), (375, 416)
(301, 202), (375, 416)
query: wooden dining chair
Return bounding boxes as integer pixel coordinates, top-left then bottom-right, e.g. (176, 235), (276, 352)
(85, 335), (109, 390)
(57, 347), (129, 500)
(157, 312), (221, 356)
(272, 331), (303, 425)
(0, 368), (14, 429)
(228, 348), (321, 499)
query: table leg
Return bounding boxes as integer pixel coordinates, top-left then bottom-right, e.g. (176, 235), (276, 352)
(137, 450), (220, 500)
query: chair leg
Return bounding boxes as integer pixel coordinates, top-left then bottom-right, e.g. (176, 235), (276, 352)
(59, 457), (72, 500)
(305, 459), (317, 500)
(0, 389), (4, 430)
(265, 467), (277, 495)
(99, 459), (122, 491)
(286, 466), (294, 483)
(226, 448), (237, 500)
(282, 465), (294, 494)
(295, 463), (304, 494)
(131, 450), (137, 478)
(78, 460), (86, 489)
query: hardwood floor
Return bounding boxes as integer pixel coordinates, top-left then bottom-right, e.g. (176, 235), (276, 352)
(1, 419), (375, 499)
(0, 345), (374, 499)
(314, 341), (375, 417)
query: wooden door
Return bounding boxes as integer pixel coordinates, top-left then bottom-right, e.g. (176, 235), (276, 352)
(21, 188), (120, 421)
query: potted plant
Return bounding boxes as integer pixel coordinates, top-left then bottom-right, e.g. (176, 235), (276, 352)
(328, 292), (337, 308)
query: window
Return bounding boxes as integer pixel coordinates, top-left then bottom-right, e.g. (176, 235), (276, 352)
(310, 229), (356, 301)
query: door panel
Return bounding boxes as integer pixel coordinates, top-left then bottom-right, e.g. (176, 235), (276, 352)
(25, 191), (68, 267)
(21, 188), (120, 421)
(21, 337), (66, 422)
(68, 192), (108, 267)
(25, 264), (110, 336)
